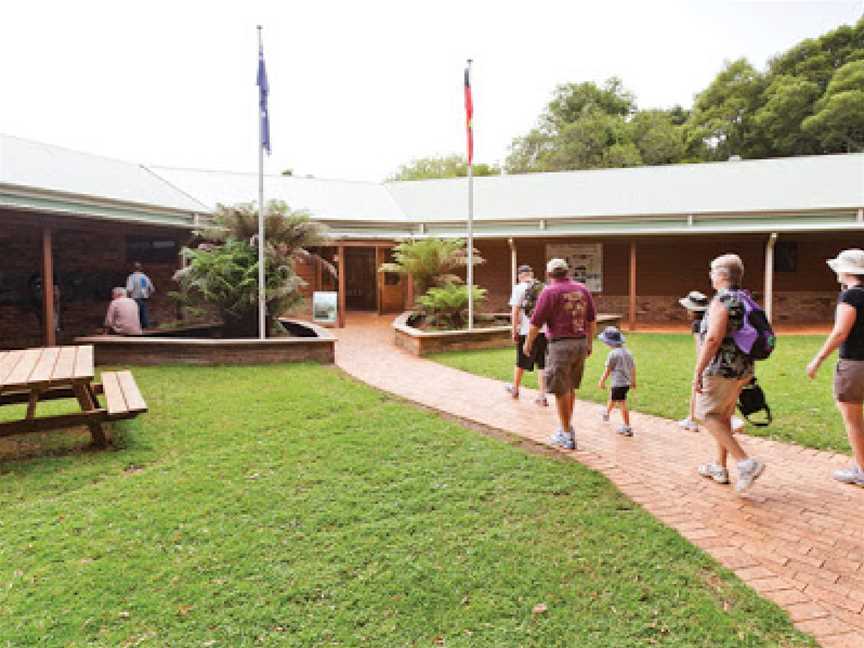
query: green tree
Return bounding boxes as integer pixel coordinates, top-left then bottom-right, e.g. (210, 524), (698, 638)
(389, 154), (499, 181)
(687, 59), (767, 160)
(802, 59), (864, 152)
(628, 110), (687, 165)
(752, 75), (822, 156)
(506, 78), (639, 173)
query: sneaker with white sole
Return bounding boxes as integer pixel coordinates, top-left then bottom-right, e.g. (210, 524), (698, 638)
(549, 429), (576, 450)
(617, 425), (633, 437)
(600, 408), (610, 423)
(698, 462), (730, 484)
(678, 418), (698, 432)
(832, 465), (864, 486)
(735, 458), (765, 493)
(505, 384), (519, 399)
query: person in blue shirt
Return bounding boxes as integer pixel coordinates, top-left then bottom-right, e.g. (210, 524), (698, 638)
(125, 262), (156, 329)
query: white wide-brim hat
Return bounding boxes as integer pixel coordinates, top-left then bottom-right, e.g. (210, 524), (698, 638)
(827, 249), (864, 275)
(678, 290), (710, 312)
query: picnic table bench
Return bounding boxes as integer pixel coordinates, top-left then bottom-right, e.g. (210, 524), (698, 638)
(0, 345), (147, 447)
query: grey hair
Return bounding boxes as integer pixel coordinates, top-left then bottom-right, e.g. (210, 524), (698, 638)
(711, 254), (744, 286)
(112, 287), (128, 298)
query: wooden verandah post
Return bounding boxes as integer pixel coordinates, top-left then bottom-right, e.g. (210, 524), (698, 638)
(628, 241), (637, 331)
(337, 244), (346, 328)
(41, 226), (56, 347)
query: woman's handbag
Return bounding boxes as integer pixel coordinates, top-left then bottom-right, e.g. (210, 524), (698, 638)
(737, 376), (772, 427)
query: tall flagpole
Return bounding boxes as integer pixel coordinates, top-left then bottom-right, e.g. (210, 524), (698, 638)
(466, 59), (474, 331)
(257, 25), (266, 340)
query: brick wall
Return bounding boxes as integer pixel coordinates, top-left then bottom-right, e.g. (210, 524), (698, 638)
(470, 233), (860, 323)
(0, 220), (187, 350)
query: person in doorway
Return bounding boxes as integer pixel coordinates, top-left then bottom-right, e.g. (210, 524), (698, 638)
(693, 254), (765, 492)
(505, 264), (548, 406)
(126, 262), (155, 329)
(597, 326), (636, 436)
(524, 258), (596, 450)
(806, 249), (864, 487)
(104, 287), (142, 336)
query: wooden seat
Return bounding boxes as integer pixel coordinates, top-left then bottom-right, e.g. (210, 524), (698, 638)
(101, 371), (148, 420)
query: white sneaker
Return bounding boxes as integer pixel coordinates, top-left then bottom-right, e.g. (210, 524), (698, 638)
(833, 465), (864, 486)
(600, 407), (610, 423)
(678, 418), (698, 431)
(698, 462), (730, 484)
(736, 458), (765, 493)
(617, 425), (633, 437)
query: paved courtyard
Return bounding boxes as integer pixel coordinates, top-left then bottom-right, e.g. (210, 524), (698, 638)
(336, 313), (864, 647)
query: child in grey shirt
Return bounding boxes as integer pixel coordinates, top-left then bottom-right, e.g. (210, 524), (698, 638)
(597, 326), (636, 436)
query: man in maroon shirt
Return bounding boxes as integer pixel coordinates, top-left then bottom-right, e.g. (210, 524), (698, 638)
(524, 258), (597, 449)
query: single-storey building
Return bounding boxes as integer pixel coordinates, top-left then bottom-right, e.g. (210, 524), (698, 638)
(0, 136), (207, 349)
(3, 133), (863, 348)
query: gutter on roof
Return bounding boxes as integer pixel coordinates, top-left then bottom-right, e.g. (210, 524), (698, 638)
(0, 182), (208, 219)
(0, 192), (199, 229)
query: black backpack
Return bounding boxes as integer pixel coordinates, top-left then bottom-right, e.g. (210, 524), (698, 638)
(737, 377), (772, 427)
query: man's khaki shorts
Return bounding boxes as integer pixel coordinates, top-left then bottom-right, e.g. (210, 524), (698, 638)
(834, 359), (864, 403)
(544, 337), (588, 395)
(694, 374), (752, 422)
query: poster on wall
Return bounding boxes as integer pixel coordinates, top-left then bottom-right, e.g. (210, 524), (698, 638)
(545, 243), (603, 292)
(312, 291), (338, 324)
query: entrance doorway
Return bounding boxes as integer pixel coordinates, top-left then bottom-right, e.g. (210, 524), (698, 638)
(344, 247), (377, 310)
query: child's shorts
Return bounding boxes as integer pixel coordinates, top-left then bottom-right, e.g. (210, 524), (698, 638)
(610, 386), (629, 402)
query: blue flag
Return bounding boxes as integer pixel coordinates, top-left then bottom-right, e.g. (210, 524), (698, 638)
(257, 44), (271, 155)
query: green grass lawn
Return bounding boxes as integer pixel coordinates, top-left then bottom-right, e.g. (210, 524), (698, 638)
(431, 333), (850, 454)
(0, 364), (814, 647)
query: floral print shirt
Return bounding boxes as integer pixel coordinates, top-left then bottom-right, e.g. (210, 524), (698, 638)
(699, 289), (754, 379)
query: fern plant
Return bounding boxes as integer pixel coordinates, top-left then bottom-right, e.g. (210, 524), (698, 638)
(379, 238), (484, 295)
(173, 201), (331, 337)
(417, 283), (487, 329)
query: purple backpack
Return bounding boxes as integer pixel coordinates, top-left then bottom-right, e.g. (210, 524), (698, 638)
(731, 290), (776, 361)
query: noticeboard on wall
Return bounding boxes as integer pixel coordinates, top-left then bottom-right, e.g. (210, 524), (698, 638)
(545, 243), (603, 292)
(312, 291), (338, 325)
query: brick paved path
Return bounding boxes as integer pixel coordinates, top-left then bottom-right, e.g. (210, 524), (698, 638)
(335, 313), (864, 647)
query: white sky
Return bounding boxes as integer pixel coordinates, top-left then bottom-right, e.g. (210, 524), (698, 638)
(1, 1), (861, 182)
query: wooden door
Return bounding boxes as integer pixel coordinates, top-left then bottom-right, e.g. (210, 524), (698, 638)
(377, 247), (405, 314)
(345, 248), (377, 310)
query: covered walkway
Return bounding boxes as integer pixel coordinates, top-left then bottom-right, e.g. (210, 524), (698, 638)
(336, 313), (864, 647)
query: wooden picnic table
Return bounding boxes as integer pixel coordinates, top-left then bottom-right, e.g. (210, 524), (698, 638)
(0, 345), (147, 447)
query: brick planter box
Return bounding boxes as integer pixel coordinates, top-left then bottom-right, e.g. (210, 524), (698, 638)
(75, 319), (335, 366)
(392, 312), (624, 356)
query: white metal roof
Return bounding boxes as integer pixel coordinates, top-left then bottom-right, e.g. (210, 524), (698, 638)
(0, 134), (207, 213)
(149, 166), (406, 223)
(3, 133), (862, 231)
(384, 153), (864, 222)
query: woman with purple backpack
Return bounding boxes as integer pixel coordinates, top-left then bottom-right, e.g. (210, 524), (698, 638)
(692, 254), (766, 492)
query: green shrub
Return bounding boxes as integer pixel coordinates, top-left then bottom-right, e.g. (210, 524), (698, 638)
(417, 283), (487, 329)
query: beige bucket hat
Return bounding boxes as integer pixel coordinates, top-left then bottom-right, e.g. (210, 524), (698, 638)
(827, 249), (864, 275)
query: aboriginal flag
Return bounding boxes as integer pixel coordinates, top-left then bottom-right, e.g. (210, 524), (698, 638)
(464, 65), (473, 165)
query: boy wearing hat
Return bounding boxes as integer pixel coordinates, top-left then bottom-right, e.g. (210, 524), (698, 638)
(505, 264), (548, 405)
(678, 291), (709, 431)
(597, 326), (636, 436)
